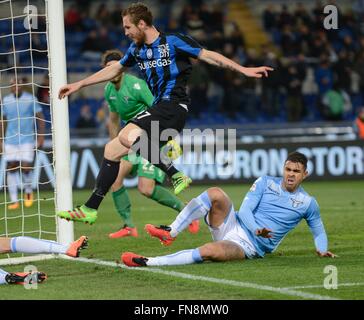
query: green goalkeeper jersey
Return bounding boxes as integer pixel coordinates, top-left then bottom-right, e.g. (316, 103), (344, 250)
(104, 73), (154, 122)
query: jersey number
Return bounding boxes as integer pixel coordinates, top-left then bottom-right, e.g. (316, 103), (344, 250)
(136, 111), (151, 120)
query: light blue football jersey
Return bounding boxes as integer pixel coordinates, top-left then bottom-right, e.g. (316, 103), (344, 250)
(1, 92), (42, 145)
(237, 176), (328, 257)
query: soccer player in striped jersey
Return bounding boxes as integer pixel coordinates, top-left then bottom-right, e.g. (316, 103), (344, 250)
(121, 152), (337, 267)
(101, 50), (198, 238)
(0, 77), (45, 210)
(0, 235), (88, 284)
(57, 3), (273, 225)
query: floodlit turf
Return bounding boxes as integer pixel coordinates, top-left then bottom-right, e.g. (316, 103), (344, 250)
(1, 181), (363, 300)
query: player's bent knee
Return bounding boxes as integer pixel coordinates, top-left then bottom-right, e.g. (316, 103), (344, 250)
(118, 131), (131, 148)
(207, 187), (230, 209)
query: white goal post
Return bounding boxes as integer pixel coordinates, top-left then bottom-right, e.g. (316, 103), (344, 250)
(0, 0), (73, 266)
(47, 0), (74, 246)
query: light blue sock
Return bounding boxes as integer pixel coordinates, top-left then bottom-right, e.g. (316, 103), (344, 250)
(169, 191), (211, 237)
(10, 237), (68, 254)
(0, 268), (9, 285)
(146, 248), (203, 266)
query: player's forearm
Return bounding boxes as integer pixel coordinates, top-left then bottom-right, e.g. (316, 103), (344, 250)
(199, 49), (245, 74)
(314, 231), (328, 253)
(79, 63), (123, 89)
(237, 199), (260, 233)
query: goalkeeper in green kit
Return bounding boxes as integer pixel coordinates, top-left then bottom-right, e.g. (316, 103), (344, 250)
(101, 50), (199, 238)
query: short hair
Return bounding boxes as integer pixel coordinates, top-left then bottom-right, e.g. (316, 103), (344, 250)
(285, 151), (308, 170)
(101, 49), (123, 67)
(122, 3), (153, 26)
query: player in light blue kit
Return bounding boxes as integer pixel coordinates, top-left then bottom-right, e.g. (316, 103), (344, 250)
(0, 235), (88, 285)
(122, 151), (337, 267)
(0, 77), (45, 209)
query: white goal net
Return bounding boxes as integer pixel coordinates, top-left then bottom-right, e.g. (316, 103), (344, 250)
(0, 0), (73, 265)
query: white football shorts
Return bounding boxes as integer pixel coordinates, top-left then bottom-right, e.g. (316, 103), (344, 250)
(205, 205), (259, 259)
(4, 143), (35, 163)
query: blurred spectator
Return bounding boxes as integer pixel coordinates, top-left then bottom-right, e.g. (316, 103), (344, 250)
(284, 62), (304, 122)
(294, 2), (311, 26)
(223, 21), (245, 55)
(110, 3), (123, 29)
(188, 59), (209, 118)
(179, 4), (194, 32)
(200, 3), (214, 31)
(76, 104), (96, 129)
(280, 25), (297, 57)
(185, 11), (205, 41)
(240, 49), (261, 119)
(263, 4), (277, 30)
(65, 4), (82, 31)
(312, 1), (324, 19)
(296, 25), (312, 56)
(95, 3), (111, 28)
(333, 50), (353, 94)
(209, 4), (224, 34)
(261, 51), (281, 118)
(222, 62), (245, 119)
(355, 51), (364, 101)
(81, 28), (113, 60)
(353, 107), (364, 139)
(36, 75), (50, 105)
(76, 0), (90, 15)
(31, 33), (48, 62)
(278, 5), (293, 29)
(315, 55), (333, 95)
(96, 101), (110, 136)
(319, 83), (346, 121)
(309, 35), (327, 58)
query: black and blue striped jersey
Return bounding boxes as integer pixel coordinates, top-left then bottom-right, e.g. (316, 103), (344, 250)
(120, 32), (202, 105)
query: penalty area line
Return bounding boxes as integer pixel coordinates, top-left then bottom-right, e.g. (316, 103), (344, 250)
(61, 256), (338, 300)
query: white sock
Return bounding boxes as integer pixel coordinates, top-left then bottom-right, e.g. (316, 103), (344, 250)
(22, 171), (33, 194)
(10, 236), (68, 254)
(7, 172), (18, 203)
(146, 248), (203, 266)
(0, 268), (9, 285)
(170, 191), (211, 237)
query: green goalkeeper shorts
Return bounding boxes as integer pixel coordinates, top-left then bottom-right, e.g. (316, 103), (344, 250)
(122, 154), (166, 184)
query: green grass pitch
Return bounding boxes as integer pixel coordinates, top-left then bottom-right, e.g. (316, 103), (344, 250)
(1, 180), (363, 300)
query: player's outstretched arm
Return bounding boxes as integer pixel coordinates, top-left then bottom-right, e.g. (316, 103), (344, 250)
(58, 62), (125, 99)
(198, 49), (274, 78)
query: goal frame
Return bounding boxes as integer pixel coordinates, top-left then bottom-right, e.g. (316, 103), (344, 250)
(0, 0), (73, 266)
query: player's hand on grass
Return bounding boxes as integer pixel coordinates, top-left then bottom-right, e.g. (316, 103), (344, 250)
(58, 82), (82, 99)
(242, 66), (274, 78)
(255, 227), (273, 238)
(316, 250), (338, 258)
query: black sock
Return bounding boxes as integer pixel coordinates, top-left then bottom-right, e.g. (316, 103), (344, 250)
(130, 136), (179, 179)
(158, 163), (178, 178)
(85, 158), (120, 210)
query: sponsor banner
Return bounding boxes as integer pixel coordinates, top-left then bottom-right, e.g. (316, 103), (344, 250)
(0, 140), (363, 190)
